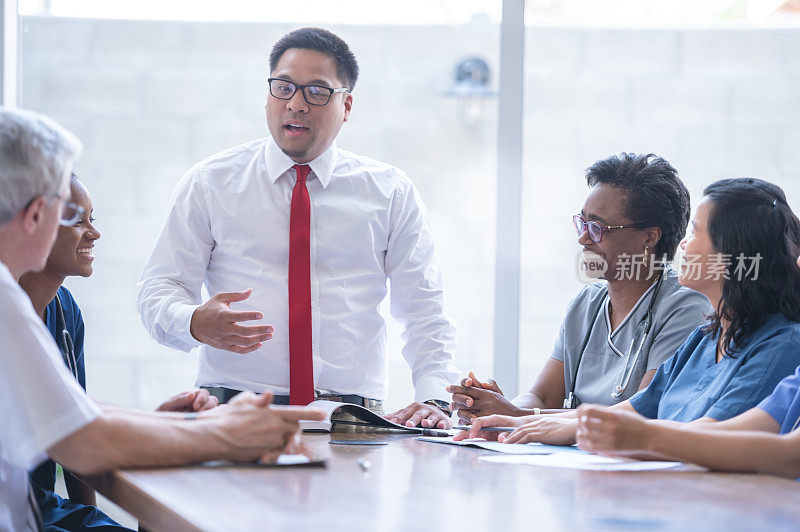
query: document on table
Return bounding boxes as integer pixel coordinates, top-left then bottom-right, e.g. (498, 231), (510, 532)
(479, 452), (687, 471)
(416, 436), (583, 455)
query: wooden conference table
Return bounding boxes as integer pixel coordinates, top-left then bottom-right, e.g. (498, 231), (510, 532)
(86, 430), (800, 532)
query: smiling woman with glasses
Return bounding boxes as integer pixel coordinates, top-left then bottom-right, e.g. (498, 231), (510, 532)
(450, 153), (711, 428)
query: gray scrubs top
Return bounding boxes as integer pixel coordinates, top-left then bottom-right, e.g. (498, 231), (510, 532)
(551, 267), (711, 406)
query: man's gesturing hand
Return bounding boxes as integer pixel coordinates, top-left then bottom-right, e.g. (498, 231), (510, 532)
(190, 288), (274, 354)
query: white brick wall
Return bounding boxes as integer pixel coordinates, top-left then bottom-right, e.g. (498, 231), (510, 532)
(682, 29), (783, 78)
(582, 29), (681, 77)
(18, 17), (800, 408)
(518, 26), (800, 388)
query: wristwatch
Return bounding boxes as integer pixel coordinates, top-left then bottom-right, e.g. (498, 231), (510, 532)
(424, 399), (452, 416)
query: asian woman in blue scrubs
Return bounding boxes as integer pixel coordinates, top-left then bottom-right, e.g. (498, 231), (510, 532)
(460, 178), (800, 445)
(19, 176), (218, 530)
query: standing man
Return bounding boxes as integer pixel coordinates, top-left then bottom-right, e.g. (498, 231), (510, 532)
(0, 107), (324, 530)
(138, 27), (459, 428)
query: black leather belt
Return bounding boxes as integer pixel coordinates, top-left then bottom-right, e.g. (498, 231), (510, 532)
(202, 386), (382, 409)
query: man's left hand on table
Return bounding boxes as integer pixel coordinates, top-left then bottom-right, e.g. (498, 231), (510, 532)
(385, 401), (452, 429)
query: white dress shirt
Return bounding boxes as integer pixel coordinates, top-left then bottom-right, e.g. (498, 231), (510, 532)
(0, 262), (100, 531)
(138, 137), (459, 402)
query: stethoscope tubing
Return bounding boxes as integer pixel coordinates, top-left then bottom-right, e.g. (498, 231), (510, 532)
(569, 273), (664, 405)
(55, 294), (79, 380)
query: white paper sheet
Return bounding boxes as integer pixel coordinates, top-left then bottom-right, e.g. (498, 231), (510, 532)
(416, 436), (583, 455)
(479, 452), (686, 471)
(275, 454), (313, 465)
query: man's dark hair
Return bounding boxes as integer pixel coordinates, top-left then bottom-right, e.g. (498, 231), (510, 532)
(702, 178), (800, 356)
(269, 27), (359, 91)
(585, 153), (690, 262)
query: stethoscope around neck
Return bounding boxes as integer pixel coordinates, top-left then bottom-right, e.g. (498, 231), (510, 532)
(53, 293), (79, 380)
(563, 273), (664, 409)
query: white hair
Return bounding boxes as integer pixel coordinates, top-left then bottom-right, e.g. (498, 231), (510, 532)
(0, 107), (82, 224)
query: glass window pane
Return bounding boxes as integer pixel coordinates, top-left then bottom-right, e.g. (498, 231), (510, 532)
(520, 5), (800, 395)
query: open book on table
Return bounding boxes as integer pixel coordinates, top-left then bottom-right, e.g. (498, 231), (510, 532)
(299, 399), (437, 433)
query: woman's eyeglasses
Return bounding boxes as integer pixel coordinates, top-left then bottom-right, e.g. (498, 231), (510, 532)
(60, 201), (85, 227)
(573, 214), (641, 243)
(23, 192), (84, 227)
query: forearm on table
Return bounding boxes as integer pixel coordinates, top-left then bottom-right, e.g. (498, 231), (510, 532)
(511, 392), (546, 410)
(645, 423), (800, 478)
(512, 405), (574, 417)
(96, 400), (193, 419)
(50, 410), (229, 475)
(511, 387), (568, 412)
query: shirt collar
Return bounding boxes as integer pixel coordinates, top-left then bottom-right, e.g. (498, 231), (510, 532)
(264, 137), (338, 189)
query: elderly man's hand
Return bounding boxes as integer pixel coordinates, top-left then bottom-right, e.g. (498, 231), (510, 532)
(385, 402), (452, 429)
(211, 391), (326, 463)
(156, 389), (219, 412)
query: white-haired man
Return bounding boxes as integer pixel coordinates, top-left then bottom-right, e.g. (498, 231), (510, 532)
(0, 108), (323, 531)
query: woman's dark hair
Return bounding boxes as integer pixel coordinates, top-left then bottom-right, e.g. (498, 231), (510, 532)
(586, 153), (690, 261)
(269, 27), (359, 91)
(702, 178), (800, 356)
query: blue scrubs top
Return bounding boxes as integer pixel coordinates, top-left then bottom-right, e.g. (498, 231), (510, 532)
(629, 313), (800, 422)
(30, 287), (86, 494)
(28, 287), (128, 530)
(757, 365), (800, 434)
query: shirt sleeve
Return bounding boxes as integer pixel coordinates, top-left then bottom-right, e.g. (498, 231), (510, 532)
(756, 367), (800, 428)
(550, 317), (567, 362)
(646, 289), (709, 371)
(384, 175), (459, 403)
(137, 166), (213, 351)
(0, 290), (100, 471)
(629, 345), (685, 418)
(705, 331), (800, 421)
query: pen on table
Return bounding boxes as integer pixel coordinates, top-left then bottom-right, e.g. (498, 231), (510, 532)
(452, 425), (518, 433)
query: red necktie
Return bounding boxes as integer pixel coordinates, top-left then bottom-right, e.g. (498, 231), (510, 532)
(288, 164), (314, 405)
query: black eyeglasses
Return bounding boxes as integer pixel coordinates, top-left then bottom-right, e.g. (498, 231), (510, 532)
(267, 78), (349, 106)
(573, 214), (641, 243)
